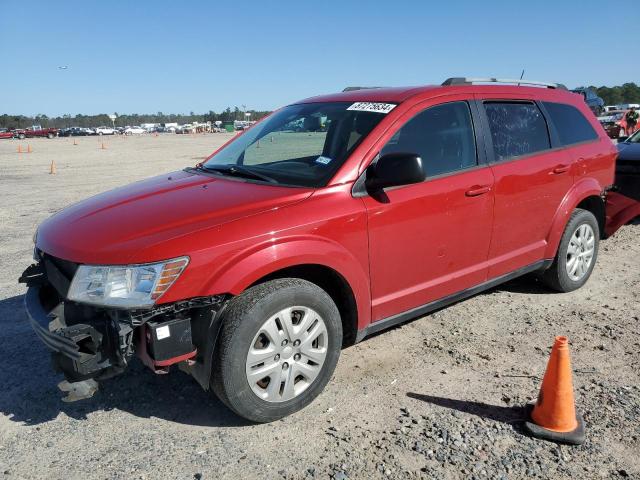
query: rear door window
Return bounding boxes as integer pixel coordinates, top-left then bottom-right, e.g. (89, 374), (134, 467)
(542, 102), (598, 146)
(483, 102), (551, 161)
(381, 101), (477, 177)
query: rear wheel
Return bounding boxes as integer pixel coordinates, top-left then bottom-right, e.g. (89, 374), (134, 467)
(542, 208), (599, 292)
(211, 278), (342, 423)
(47, 132), (54, 139)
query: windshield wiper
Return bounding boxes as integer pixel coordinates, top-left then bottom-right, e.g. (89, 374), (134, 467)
(199, 165), (278, 183)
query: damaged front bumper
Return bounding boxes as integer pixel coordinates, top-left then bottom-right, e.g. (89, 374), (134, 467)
(20, 257), (226, 389)
(22, 275), (133, 383)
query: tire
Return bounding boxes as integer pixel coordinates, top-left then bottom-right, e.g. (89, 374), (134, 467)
(47, 133), (54, 139)
(542, 208), (599, 292)
(18, 133), (25, 139)
(211, 278), (342, 423)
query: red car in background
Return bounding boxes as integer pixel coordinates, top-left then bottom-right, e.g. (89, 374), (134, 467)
(597, 110), (638, 139)
(21, 77), (627, 422)
(0, 128), (14, 139)
(13, 125), (58, 139)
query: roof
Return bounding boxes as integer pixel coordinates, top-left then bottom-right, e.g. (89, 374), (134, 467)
(298, 84), (577, 105)
(298, 86), (440, 104)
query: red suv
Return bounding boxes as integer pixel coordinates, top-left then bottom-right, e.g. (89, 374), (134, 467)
(21, 78), (622, 422)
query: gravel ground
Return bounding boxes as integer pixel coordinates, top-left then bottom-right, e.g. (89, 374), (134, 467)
(0, 135), (638, 480)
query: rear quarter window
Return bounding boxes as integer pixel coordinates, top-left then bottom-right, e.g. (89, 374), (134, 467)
(483, 102), (551, 161)
(542, 102), (598, 146)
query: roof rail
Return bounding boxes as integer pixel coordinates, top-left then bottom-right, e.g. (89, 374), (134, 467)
(442, 77), (567, 90)
(342, 86), (383, 92)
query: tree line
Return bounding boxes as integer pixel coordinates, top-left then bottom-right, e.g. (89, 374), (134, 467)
(590, 83), (640, 105)
(0, 107), (272, 130)
(3, 83), (640, 130)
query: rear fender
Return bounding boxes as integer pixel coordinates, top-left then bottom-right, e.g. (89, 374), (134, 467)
(544, 178), (603, 258)
(201, 236), (372, 330)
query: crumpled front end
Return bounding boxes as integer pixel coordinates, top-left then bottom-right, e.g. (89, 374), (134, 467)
(20, 251), (226, 397)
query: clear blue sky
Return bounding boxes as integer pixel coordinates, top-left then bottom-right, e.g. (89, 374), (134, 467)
(1, 0), (637, 116)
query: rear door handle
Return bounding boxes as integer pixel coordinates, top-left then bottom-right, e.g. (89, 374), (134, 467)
(465, 185), (492, 197)
(552, 164), (570, 174)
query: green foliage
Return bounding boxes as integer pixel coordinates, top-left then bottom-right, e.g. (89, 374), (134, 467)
(0, 108), (272, 129)
(591, 82), (640, 105)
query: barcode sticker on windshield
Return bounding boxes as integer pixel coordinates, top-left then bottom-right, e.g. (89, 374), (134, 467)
(347, 102), (396, 114)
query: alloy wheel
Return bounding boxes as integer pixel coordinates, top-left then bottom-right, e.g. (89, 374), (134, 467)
(566, 223), (595, 281)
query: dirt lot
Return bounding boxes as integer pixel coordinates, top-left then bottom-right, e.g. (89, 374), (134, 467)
(0, 135), (638, 480)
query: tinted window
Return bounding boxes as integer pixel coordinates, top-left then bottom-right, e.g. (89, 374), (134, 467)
(542, 102), (598, 146)
(484, 102), (551, 161)
(381, 102), (477, 177)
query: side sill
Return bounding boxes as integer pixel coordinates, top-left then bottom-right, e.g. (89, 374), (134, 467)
(355, 259), (552, 343)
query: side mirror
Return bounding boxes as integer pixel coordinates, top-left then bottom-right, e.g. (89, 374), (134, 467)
(618, 136), (629, 142)
(366, 153), (425, 191)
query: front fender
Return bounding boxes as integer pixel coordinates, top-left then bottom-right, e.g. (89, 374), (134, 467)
(544, 178), (603, 258)
(202, 236), (372, 330)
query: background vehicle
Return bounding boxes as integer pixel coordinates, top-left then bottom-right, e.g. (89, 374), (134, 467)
(124, 126), (146, 135)
(597, 111), (624, 138)
(58, 127), (90, 137)
(572, 87), (605, 116)
(21, 78), (619, 423)
(95, 126), (117, 135)
(14, 125), (58, 139)
(176, 124), (195, 134)
(0, 128), (14, 139)
(616, 130), (640, 184)
(605, 130), (640, 235)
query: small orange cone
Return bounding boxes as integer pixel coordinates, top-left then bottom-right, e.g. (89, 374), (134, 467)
(101, 142), (106, 150)
(73, 138), (78, 146)
(17, 144), (22, 153)
(49, 160), (57, 175)
(27, 144), (32, 153)
(524, 336), (585, 445)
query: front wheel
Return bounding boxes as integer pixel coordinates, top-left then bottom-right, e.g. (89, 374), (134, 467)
(212, 278), (342, 423)
(542, 208), (599, 292)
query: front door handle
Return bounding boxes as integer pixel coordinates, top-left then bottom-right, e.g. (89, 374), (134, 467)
(552, 164), (570, 174)
(465, 185), (492, 197)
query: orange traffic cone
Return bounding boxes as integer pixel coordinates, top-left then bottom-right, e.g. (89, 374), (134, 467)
(73, 138), (78, 146)
(101, 142), (106, 150)
(17, 144), (22, 153)
(27, 144), (32, 153)
(524, 336), (585, 445)
(49, 160), (57, 175)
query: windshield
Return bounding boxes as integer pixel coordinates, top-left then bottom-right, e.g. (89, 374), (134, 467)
(202, 102), (390, 187)
(626, 130), (640, 143)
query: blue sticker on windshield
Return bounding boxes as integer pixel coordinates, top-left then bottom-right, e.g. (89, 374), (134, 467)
(316, 156), (332, 165)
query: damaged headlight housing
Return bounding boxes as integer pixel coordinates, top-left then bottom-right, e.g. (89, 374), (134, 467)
(67, 257), (189, 308)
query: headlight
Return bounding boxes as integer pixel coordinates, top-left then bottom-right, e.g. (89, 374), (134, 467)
(67, 257), (189, 308)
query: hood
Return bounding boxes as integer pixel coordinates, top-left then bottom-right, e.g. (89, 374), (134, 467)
(616, 142), (640, 162)
(37, 170), (313, 264)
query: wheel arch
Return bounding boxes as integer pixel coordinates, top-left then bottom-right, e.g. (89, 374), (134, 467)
(544, 179), (604, 259)
(249, 264), (359, 347)
(200, 237), (371, 342)
(575, 195), (606, 238)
